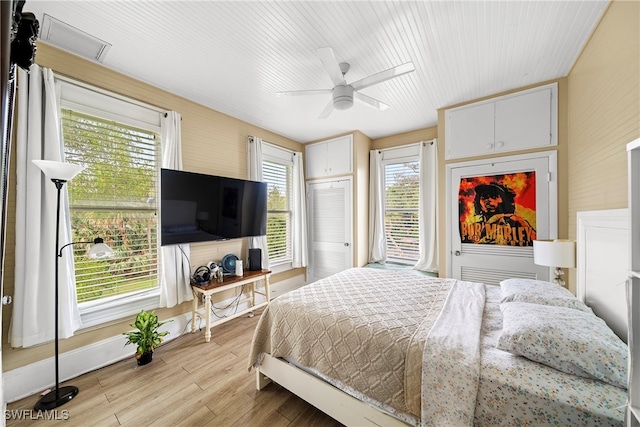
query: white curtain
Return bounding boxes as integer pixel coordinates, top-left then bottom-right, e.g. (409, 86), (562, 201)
(291, 152), (308, 268)
(247, 136), (270, 268)
(10, 66), (81, 347)
(413, 139), (439, 272)
(159, 111), (192, 308)
(368, 149), (386, 263)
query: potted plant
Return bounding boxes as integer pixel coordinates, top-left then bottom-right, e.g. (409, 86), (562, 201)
(123, 310), (172, 366)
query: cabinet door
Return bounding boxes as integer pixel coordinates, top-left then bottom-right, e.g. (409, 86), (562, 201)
(445, 103), (494, 160)
(326, 136), (352, 176)
(306, 142), (328, 179)
(495, 88), (552, 153)
(305, 135), (353, 179)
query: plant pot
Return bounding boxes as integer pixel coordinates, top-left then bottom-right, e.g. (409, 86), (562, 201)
(137, 351), (153, 366)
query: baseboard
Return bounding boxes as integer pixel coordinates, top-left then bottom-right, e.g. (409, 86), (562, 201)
(3, 272), (306, 403)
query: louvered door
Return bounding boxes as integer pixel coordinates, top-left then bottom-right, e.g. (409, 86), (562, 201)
(307, 178), (353, 283)
(447, 152), (557, 285)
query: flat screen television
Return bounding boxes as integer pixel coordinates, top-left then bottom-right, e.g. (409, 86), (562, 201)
(160, 168), (267, 246)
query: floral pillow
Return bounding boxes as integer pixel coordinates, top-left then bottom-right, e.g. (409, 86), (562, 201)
(500, 278), (592, 313)
(497, 302), (627, 389)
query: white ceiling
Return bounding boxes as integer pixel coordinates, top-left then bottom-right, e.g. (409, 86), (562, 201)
(24, 1), (609, 143)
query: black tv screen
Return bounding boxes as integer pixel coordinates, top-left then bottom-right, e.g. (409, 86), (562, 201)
(160, 168), (267, 246)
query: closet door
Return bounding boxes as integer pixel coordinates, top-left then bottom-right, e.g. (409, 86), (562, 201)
(307, 178), (352, 283)
(447, 151), (557, 285)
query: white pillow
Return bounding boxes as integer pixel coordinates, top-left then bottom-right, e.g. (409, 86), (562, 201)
(500, 278), (592, 313)
(497, 302), (627, 389)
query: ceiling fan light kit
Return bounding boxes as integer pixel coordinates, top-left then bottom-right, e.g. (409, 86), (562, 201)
(332, 85), (354, 110)
(278, 47), (414, 119)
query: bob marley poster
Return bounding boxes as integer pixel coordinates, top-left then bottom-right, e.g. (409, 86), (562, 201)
(459, 172), (537, 246)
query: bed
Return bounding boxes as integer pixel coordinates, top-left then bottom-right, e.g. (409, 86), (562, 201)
(248, 214), (628, 426)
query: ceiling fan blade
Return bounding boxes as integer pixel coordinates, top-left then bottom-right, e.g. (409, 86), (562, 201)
(277, 89), (332, 97)
(354, 91), (389, 111)
(317, 47), (346, 87)
(351, 62), (415, 92)
(318, 99), (334, 119)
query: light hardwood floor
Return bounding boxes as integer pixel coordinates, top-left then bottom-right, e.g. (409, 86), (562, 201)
(6, 308), (344, 426)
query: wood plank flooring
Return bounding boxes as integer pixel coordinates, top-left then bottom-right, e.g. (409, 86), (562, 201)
(6, 308), (344, 427)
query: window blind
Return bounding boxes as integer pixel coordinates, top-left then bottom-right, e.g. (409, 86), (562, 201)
(263, 160), (292, 264)
(384, 161), (420, 262)
(61, 109), (160, 303)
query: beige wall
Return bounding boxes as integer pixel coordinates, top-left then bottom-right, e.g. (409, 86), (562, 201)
(2, 44), (304, 372)
(371, 127), (438, 151)
(565, 0), (639, 290)
(567, 0), (639, 232)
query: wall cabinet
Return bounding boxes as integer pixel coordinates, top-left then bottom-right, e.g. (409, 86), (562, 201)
(445, 83), (557, 160)
(306, 135), (352, 179)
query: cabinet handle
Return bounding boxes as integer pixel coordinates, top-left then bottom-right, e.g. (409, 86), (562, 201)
(485, 143), (494, 150)
(496, 141), (505, 149)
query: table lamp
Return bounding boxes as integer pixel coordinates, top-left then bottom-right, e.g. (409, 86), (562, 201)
(533, 239), (576, 287)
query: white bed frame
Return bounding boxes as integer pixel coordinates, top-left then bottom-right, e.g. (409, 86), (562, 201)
(255, 210), (630, 425)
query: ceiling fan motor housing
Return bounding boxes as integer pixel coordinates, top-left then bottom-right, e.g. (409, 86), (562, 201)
(333, 84), (354, 110)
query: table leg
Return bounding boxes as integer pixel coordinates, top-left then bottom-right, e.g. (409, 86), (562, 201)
(191, 291), (198, 333)
(265, 275), (271, 302)
(204, 294), (212, 343)
(251, 281), (256, 307)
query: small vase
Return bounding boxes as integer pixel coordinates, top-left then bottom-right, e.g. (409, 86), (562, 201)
(137, 351), (153, 366)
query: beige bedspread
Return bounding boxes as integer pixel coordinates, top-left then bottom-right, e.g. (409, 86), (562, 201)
(248, 267), (457, 417)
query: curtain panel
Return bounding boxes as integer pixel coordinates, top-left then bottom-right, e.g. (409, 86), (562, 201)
(10, 66), (81, 347)
(368, 149), (386, 263)
(247, 136), (270, 269)
(159, 111), (192, 308)
(413, 139), (439, 272)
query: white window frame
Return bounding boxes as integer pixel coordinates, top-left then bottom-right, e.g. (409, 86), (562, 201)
(380, 144), (421, 265)
(58, 77), (164, 328)
(262, 142), (295, 273)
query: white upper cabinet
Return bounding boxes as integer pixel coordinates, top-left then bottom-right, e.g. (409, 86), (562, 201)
(445, 83), (558, 160)
(306, 134), (353, 179)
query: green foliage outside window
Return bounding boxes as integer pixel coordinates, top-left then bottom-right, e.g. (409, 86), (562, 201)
(385, 162), (420, 262)
(62, 109), (159, 303)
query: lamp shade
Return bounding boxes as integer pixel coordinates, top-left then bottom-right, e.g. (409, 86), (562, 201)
(32, 160), (85, 181)
(533, 239), (576, 268)
(88, 238), (114, 259)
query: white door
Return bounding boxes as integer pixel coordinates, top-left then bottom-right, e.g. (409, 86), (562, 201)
(447, 151), (557, 285)
(307, 178), (352, 283)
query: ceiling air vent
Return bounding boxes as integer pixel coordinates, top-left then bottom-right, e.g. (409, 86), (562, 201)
(40, 14), (111, 63)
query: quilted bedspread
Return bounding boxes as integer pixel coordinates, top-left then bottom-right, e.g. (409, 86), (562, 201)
(248, 267), (483, 421)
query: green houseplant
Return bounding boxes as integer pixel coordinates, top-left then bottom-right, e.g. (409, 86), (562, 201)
(123, 310), (171, 366)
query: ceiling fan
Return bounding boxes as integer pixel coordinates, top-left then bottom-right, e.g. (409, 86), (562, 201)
(277, 47), (415, 119)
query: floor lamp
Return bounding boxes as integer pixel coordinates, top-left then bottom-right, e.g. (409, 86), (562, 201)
(32, 159), (113, 411)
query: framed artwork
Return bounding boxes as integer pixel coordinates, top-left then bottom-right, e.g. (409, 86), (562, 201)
(458, 172), (537, 246)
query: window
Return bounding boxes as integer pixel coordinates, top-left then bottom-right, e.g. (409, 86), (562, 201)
(63, 109), (160, 302)
(262, 144), (294, 267)
(383, 156), (420, 263)
(59, 79), (163, 324)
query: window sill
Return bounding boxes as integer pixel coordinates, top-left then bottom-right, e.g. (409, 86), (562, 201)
(79, 289), (160, 329)
(269, 261), (294, 274)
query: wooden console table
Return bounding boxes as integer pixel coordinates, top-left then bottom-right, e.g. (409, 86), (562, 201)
(190, 269), (271, 342)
